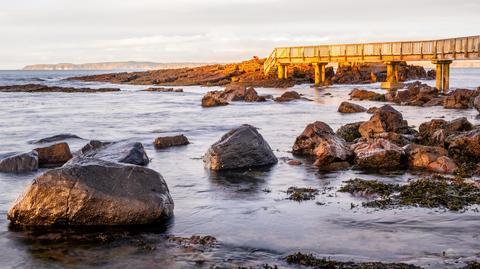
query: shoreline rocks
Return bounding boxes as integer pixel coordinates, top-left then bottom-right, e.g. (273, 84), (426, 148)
(154, 135), (190, 149)
(0, 84), (120, 93)
(142, 87), (183, 92)
(0, 152), (38, 173)
(201, 85), (266, 107)
(203, 125), (277, 170)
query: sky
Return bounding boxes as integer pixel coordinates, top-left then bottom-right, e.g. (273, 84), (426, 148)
(0, 0), (479, 69)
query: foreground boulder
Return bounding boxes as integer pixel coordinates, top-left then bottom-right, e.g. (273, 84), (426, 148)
(0, 152), (38, 173)
(34, 142), (72, 167)
(8, 158), (174, 226)
(352, 139), (405, 169)
(349, 88), (384, 101)
(358, 105), (409, 138)
(293, 121), (352, 167)
(75, 140), (149, 166)
(404, 144), (458, 174)
(154, 135), (190, 149)
(444, 89), (478, 109)
(337, 102), (367, 113)
(204, 125), (277, 170)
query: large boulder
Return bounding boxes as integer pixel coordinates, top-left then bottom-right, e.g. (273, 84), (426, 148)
(404, 144), (457, 174)
(447, 129), (480, 163)
(293, 121), (352, 167)
(351, 139), (405, 169)
(0, 152), (38, 173)
(154, 134), (190, 149)
(444, 89), (477, 109)
(75, 140), (149, 166)
(358, 105), (409, 138)
(338, 102), (367, 113)
(34, 142), (73, 167)
(349, 88), (385, 101)
(204, 125), (278, 170)
(336, 122), (363, 143)
(8, 158), (173, 226)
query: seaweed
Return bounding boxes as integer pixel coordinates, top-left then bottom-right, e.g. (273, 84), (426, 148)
(339, 178), (401, 197)
(286, 187), (319, 201)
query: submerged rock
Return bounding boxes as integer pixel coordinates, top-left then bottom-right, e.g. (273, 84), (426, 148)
(203, 124), (277, 170)
(30, 133), (83, 144)
(358, 105), (409, 138)
(75, 140), (149, 166)
(274, 91), (303, 102)
(34, 142), (73, 167)
(352, 138), (405, 169)
(293, 121), (352, 167)
(286, 187), (319, 201)
(0, 152), (38, 173)
(8, 157), (174, 226)
(154, 134), (190, 149)
(337, 101), (367, 113)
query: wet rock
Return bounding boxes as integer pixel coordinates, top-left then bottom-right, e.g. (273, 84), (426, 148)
(336, 122), (363, 143)
(448, 129), (480, 163)
(201, 85), (265, 107)
(274, 91), (302, 102)
(404, 144), (457, 174)
(337, 101), (367, 113)
(75, 140), (149, 166)
(293, 121), (352, 167)
(418, 117), (473, 146)
(0, 152), (38, 173)
(287, 160), (302, 166)
(34, 142), (73, 167)
(244, 87), (266, 102)
(352, 138), (405, 169)
(204, 124), (277, 170)
(142, 87), (183, 92)
(444, 89), (477, 109)
(154, 135), (190, 149)
(349, 88), (385, 101)
(168, 235), (217, 247)
(201, 91), (229, 107)
(30, 133), (83, 144)
(7, 157), (174, 226)
(372, 132), (413, 147)
(358, 105), (409, 138)
(0, 84), (120, 93)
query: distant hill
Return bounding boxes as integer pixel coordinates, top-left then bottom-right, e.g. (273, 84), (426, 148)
(22, 61), (209, 71)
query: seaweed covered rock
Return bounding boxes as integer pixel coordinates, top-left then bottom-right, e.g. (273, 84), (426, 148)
(203, 125), (277, 170)
(33, 142), (73, 167)
(293, 121), (352, 167)
(337, 102), (367, 113)
(154, 134), (190, 149)
(75, 140), (149, 166)
(358, 105), (409, 138)
(8, 158), (174, 226)
(0, 152), (38, 173)
(352, 139), (405, 169)
(404, 144), (458, 174)
(336, 122), (364, 143)
(349, 88), (384, 101)
(444, 89), (478, 109)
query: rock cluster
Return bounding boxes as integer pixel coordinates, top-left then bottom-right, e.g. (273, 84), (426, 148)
(201, 85), (266, 107)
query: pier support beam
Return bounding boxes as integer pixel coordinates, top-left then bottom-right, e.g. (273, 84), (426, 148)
(432, 60), (452, 93)
(380, 61), (403, 90)
(313, 62), (328, 85)
(277, 64), (288, 79)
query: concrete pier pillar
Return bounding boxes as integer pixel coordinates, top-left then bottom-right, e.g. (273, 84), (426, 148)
(380, 61), (403, 90)
(313, 62), (328, 85)
(277, 64), (288, 79)
(432, 60), (452, 93)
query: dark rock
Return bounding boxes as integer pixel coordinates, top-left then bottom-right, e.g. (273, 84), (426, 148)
(448, 129), (480, 163)
(444, 89), (477, 109)
(0, 152), (38, 173)
(201, 91), (229, 107)
(352, 138), (405, 169)
(154, 135), (190, 149)
(338, 102), (367, 113)
(75, 140), (149, 166)
(336, 122), (363, 143)
(274, 91), (302, 102)
(7, 157), (174, 226)
(287, 160), (302, 166)
(30, 133), (83, 144)
(366, 107), (378, 114)
(474, 95), (480, 113)
(419, 117), (473, 146)
(34, 142), (73, 167)
(0, 84), (120, 93)
(293, 121), (352, 167)
(204, 125), (277, 170)
(244, 87), (266, 102)
(349, 88), (385, 101)
(358, 105), (409, 138)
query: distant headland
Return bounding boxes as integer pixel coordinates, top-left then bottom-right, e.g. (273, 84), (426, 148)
(22, 61), (209, 71)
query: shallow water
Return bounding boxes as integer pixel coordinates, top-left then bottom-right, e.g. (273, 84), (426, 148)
(0, 69), (479, 268)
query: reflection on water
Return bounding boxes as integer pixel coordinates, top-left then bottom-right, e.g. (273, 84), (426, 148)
(0, 70), (479, 268)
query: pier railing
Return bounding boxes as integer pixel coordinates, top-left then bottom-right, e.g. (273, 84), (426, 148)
(264, 35), (480, 74)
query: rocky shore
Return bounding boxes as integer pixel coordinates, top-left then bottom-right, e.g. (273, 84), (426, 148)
(0, 84), (120, 93)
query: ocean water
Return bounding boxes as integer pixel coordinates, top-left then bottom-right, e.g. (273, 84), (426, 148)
(0, 69), (479, 268)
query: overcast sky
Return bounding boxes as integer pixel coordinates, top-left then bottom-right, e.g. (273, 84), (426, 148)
(0, 0), (478, 69)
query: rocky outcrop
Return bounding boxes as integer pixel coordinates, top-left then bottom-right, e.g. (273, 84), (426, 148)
(404, 144), (457, 174)
(358, 105), (409, 138)
(336, 122), (363, 143)
(0, 84), (120, 93)
(418, 117), (473, 146)
(154, 135), (190, 149)
(34, 142), (73, 167)
(293, 121), (352, 168)
(274, 91), (303, 102)
(443, 89), (478, 109)
(349, 88), (385, 101)
(338, 102), (367, 113)
(204, 125), (277, 170)
(388, 82), (443, 107)
(8, 157), (174, 226)
(74, 140), (149, 166)
(0, 152), (38, 173)
(201, 85), (265, 107)
(351, 139), (405, 169)
(30, 133), (83, 144)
